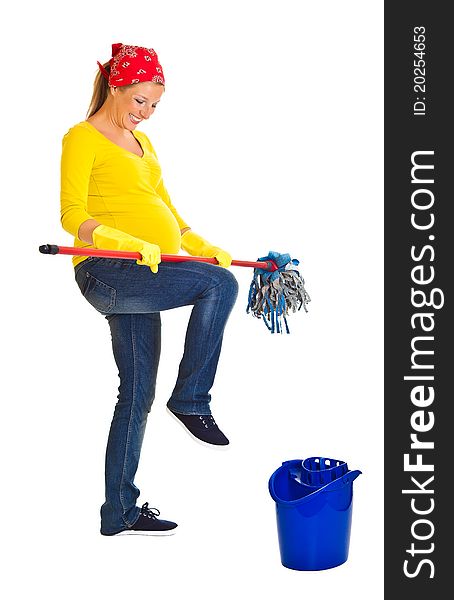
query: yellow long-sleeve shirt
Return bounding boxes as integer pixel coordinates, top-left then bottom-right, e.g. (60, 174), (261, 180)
(60, 121), (189, 267)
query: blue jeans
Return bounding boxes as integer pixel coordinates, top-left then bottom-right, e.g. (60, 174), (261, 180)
(74, 257), (238, 534)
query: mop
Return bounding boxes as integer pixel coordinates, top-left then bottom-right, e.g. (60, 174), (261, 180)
(39, 245), (310, 333)
(246, 250), (311, 334)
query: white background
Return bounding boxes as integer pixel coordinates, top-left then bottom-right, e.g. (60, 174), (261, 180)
(2, 1), (383, 598)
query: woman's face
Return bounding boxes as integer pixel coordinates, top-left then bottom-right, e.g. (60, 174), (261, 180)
(110, 81), (165, 130)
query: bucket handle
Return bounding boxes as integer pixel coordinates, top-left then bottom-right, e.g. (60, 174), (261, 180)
(316, 470), (362, 493)
(270, 469), (362, 505)
(288, 470), (362, 493)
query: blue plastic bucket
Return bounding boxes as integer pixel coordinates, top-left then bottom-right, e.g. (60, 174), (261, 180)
(268, 457), (361, 571)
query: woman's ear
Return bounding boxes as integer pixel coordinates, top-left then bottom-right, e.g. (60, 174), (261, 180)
(109, 85), (118, 97)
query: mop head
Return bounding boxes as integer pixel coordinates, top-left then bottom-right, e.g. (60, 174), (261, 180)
(246, 251), (311, 334)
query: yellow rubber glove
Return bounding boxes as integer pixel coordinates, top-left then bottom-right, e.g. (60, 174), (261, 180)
(181, 230), (232, 268)
(92, 225), (161, 273)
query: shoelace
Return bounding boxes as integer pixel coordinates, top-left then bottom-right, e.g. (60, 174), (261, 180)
(199, 415), (217, 429)
(141, 502), (160, 519)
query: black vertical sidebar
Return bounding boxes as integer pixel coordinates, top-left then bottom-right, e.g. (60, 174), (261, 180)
(385, 2), (451, 598)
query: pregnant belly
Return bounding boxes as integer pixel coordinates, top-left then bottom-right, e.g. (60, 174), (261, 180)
(118, 207), (182, 254)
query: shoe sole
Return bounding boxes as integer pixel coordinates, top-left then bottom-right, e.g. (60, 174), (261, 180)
(112, 529), (177, 537)
(166, 407), (230, 450)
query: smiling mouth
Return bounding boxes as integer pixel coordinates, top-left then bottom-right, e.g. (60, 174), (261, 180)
(129, 113), (142, 124)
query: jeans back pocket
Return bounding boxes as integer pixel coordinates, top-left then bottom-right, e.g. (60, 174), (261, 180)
(77, 270), (116, 314)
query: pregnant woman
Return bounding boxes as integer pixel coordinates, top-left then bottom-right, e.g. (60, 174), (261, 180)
(60, 43), (238, 536)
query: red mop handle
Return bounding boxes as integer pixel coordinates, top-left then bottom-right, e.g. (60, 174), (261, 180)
(39, 244), (278, 271)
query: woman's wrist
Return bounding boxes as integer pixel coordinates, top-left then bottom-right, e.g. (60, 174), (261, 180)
(78, 219), (102, 244)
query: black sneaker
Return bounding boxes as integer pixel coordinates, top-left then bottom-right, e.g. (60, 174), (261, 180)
(106, 502), (178, 536)
(166, 407), (230, 448)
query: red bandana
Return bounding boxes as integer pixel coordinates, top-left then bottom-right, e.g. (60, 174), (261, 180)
(97, 43), (165, 87)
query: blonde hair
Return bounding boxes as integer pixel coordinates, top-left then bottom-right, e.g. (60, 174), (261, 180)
(86, 62), (164, 118)
(86, 61), (111, 118)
